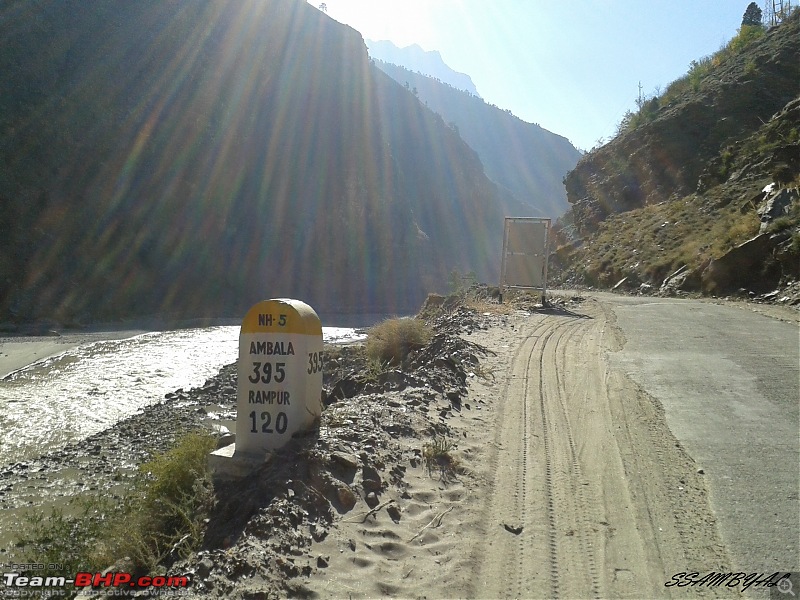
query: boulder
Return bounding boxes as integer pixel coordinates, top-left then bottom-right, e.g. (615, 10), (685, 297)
(661, 265), (703, 294)
(758, 187), (798, 232)
(701, 233), (787, 294)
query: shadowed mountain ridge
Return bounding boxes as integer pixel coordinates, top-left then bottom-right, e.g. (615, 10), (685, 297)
(369, 53), (582, 218)
(0, 0), (507, 324)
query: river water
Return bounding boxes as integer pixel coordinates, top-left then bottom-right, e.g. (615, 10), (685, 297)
(0, 325), (365, 465)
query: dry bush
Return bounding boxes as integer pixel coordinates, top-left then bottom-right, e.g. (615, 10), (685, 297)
(366, 318), (432, 366)
(423, 436), (460, 482)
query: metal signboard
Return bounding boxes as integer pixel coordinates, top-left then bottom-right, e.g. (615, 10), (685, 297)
(500, 217), (551, 299)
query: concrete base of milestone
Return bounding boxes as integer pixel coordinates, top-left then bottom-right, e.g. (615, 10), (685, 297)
(208, 443), (272, 481)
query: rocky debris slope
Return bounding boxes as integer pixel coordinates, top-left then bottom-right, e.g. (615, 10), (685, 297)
(166, 307), (497, 598)
(1, 297), (542, 598)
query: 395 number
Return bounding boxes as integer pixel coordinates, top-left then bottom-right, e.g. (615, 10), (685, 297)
(249, 410), (288, 434)
(307, 351), (323, 374)
(248, 361), (286, 384)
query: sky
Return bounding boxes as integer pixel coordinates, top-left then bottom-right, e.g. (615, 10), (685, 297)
(308, 0), (754, 151)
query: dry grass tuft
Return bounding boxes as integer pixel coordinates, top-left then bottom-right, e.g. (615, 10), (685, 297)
(365, 318), (432, 366)
(423, 437), (460, 481)
(471, 361), (498, 381)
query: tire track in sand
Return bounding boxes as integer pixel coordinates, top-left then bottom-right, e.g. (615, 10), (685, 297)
(472, 299), (738, 599)
(474, 315), (585, 598)
(542, 318), (603, 599)
(475, 318), (542, 598)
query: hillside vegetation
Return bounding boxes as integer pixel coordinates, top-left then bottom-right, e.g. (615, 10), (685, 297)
(0, 0), (508, 325)
(556, 10), (800, 298)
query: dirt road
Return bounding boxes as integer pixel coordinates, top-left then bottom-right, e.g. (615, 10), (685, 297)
(467, 297), (738, 599)
(309, 294), (785, 598)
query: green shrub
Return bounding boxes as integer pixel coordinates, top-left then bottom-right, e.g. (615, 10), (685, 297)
(791, 232), (800, 254)
(12, 431), (217, 587)
(100, 432), (216, 570)
(448, 269), (478, 295)
(663, 74), (691, 105)
(366, 318), (432, 366)
(13, 495), (118, 583)
(727, 24), (766, 54)
(718, 148), (735, 179)
(765, 216), (794, 234)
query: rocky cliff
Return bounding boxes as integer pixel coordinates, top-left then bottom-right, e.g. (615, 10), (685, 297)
(557, 11), (800, 299)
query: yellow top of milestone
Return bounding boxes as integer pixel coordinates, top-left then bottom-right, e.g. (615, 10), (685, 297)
(240, 299), (322, 335)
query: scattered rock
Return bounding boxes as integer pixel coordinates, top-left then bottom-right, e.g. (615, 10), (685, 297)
(758, 187), (798, 233)
(336, 484), (357, 512)
(365, 492), (379, 508)
(660, 265), (703, 295)
(196, 557), (214, 578)
(330, 452), (360, 471)
(701, 232), (788, 295)
(612, 277), (629, 291)
(386, 504), (402, 523)
(503, 523), (523, 535)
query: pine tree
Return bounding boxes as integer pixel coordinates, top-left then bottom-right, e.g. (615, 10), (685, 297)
(742, 2), (763, 26)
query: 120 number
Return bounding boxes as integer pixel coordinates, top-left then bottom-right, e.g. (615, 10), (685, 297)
(249, 410), (288, 434)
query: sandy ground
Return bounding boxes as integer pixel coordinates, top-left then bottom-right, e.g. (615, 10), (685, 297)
(304, 297), (739, 599)
(0, 331), (144, 379)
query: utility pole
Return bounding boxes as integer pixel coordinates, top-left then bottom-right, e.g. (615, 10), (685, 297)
(765, 0), (795, 25)
(764, 0), (776, 26)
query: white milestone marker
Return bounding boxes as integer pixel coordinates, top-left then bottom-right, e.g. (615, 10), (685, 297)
(236, 298), (323, 455)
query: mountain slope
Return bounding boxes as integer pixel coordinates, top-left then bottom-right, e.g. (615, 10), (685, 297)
(366, 39), (481, 97)
(564, 12), (799, 235)
(372, 59), (582, 218)
(556, 12), (800, 296)
(0, 0), (507, 324)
